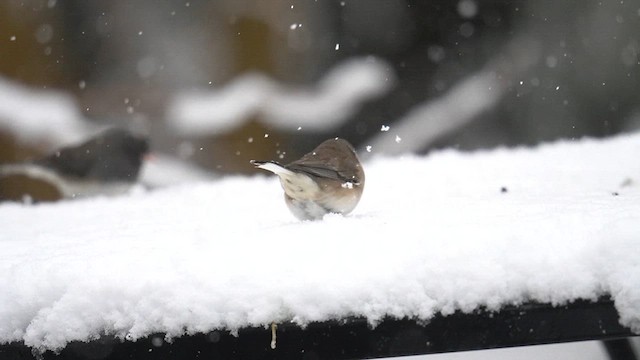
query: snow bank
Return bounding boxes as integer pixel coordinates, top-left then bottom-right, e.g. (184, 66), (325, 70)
(1, 133), (639, 352)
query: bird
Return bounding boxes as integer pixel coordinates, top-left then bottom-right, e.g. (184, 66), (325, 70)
(251, 137), (365, 220)
(0, 128), (149, 203)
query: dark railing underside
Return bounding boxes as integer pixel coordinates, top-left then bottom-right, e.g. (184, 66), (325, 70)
(1, 296), (637, 360)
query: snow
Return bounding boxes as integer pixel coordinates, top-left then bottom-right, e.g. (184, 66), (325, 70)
(1, 133), (640, 353)
(139, 154), (217, 188)
(0, 76), (95, 146)
(414, 340), (608, 360)
(166, 57), (394, 135)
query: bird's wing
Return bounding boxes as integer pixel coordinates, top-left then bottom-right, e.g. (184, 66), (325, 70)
(285, 163), (359, 184)
(34, 146), (94, 178)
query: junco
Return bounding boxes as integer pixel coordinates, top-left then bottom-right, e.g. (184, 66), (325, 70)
(251, 137), (365, 220)
(0, 128), (149, 203)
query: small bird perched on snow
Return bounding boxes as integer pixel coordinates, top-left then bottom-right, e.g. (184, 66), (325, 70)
(251, 137), (365, 221)
(0, 128), (149, 203)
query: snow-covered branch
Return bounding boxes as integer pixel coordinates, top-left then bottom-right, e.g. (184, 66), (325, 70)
(364, 36), (541, 156)
(0, 76), (95, 146)
(166, 57), (395, 135)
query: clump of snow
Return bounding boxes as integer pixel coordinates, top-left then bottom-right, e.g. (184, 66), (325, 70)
(341, 182), (354, 189)
(1, 133), (640, 353)
(166, 57), (394, 134)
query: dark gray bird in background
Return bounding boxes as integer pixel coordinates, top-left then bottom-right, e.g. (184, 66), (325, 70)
(251, 137), (365, 221)
(0, 128), (149, 203)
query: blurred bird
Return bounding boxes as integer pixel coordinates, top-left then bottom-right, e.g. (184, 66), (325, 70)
(0, 128), (149, 203)
(251, 137), (365, 220)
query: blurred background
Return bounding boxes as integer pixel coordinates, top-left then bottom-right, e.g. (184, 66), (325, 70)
(0, 0), (639, 183)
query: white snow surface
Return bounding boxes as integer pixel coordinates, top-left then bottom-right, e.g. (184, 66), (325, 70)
(1, 133), (640, 352)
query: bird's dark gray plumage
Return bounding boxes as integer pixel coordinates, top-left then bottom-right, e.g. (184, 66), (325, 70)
(34, 128), (149, 182)
(0, 128), (149, 202)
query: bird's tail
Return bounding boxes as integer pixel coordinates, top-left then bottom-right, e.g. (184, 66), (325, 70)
(250, 160), (294, 176)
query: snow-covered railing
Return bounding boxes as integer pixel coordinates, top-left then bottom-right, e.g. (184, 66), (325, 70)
(0, 297), (635, 359)
(1, 132), (639, 358)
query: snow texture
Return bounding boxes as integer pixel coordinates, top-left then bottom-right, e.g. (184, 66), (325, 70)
(1, 133), (640, 352)
(166, 57), (394, 135)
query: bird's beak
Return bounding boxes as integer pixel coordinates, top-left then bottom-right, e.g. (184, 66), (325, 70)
(144, 152), (156, 162)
